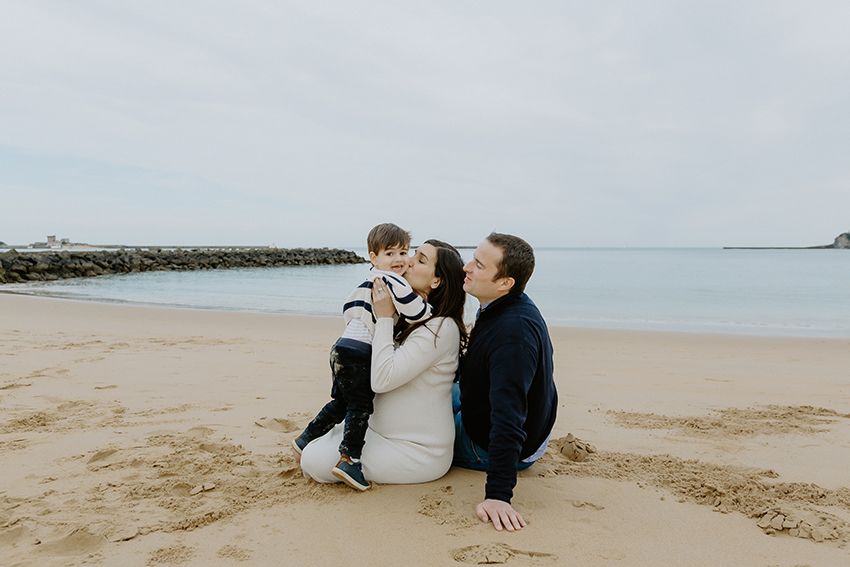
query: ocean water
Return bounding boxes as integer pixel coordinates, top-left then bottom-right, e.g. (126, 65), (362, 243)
(3, 248), (849, 337)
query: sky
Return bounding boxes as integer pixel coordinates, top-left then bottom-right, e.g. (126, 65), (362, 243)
(1, 1), (848, 249)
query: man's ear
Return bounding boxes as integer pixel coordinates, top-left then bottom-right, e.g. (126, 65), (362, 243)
(498, 277), (515, 293)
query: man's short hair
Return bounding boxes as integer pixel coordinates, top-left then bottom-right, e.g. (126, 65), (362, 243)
(367, 223), (411, 254)
(486, 232), (535, 294)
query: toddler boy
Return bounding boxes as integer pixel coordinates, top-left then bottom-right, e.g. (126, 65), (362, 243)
(292, 223), (431, 490)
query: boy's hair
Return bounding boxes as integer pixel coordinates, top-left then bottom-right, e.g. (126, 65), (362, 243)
(486, 232), (535, 294)
(367, 223), (411, 253)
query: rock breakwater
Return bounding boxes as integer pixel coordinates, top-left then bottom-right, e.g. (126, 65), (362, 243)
(0, 248), (366, 284)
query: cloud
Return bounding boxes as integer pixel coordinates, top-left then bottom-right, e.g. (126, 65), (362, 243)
(1, 1), (848, 248)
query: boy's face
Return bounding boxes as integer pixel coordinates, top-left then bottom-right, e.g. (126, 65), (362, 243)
(369, 244), (409, 274)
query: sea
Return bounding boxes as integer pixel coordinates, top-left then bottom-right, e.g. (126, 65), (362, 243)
(3, 248), (849, 338)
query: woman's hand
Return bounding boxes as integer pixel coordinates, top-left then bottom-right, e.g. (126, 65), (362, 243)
(371, 277), (396, 319)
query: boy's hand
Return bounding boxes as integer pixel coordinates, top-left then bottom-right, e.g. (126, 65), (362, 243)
(371, 278), (396, 319)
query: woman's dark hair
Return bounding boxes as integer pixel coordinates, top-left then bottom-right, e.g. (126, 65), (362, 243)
(395, 239), (468, 350)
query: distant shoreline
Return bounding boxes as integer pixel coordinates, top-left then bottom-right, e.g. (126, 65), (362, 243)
(0, 244), (479, 250)
(0, 245), (288, 251)
(722, 246), (842, 250)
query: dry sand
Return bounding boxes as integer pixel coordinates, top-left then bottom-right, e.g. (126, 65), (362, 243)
(2, 292), (850, 566)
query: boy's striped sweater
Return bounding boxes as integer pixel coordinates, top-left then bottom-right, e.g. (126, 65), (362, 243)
(342, 268), (431, 338)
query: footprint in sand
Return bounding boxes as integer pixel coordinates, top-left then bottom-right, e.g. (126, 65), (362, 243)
(451, 543), (558, 565)
(216, 544), (252, 561)
(0, 524), (37, 548)
(419, 486), (476, 528)
(105, 525), (140, 543)
(254, 417), (300, 433)
(567, 499), (605, 511)
(34, 528), (107, 557)
(186, 426), (215, 439)
(149, 544), (195, 564)
(170, 482), (195, 497)
(86, 449), (122, 468)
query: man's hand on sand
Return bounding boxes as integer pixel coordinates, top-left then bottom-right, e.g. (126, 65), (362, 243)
(476, 499), (527, 531)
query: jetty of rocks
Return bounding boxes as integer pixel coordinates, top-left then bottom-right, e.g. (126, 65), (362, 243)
(0, 248), (366, 284)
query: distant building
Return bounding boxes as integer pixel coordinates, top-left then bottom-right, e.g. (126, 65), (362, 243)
(23, 235), (86, 249)
(47, 235), (71, 249)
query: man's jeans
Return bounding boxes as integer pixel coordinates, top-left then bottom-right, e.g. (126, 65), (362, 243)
(300, 344), (373, 459)
(452, 383), (533, 472)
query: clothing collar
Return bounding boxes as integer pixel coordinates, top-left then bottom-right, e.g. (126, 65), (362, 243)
(476, 292), (525, 320)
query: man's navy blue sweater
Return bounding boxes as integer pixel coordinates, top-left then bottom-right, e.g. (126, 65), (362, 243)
(459, 292), (557, 503)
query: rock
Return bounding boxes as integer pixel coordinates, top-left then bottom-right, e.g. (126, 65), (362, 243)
(831, 232), (850, 249)
(811, 528), (825, 542)
(202, 483), (215, 491)
(189, 485), (203, 496)
(782, 518), (798, 529)
(789, 528), (800, 537)
(30, 262), (50, 273)
(0, 248), (367, 285)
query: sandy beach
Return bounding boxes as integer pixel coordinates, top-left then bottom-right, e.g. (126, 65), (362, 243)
(2, 292), (849, 566)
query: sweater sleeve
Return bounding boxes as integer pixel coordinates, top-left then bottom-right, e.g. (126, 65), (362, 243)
(484, 339), (539, 503)
(381, 274), (432, 323)
(371, 318), (457, 394)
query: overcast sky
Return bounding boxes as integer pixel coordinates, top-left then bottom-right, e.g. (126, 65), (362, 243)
(1, 1), (848, 248)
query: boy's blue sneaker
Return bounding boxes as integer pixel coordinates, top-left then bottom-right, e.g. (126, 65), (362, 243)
(332, 455), (370, 491)
(291, 436), (307, 455)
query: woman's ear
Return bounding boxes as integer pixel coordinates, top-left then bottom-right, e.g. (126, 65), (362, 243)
(430, 277), (441, 290)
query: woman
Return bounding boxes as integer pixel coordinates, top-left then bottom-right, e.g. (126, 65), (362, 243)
(299, 239), (467, 485)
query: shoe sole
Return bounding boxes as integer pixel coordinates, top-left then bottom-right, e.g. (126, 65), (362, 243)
(332, 466), (370, 491)
(291, 439), (303, 455)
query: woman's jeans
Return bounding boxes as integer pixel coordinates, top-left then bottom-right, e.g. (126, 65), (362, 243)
(451, 383), (533, 472)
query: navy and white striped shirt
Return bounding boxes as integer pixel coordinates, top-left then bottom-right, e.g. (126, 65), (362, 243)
(339, 268), (432, 347)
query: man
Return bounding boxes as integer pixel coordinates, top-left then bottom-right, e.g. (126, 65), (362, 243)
(454, 232), (557, 531)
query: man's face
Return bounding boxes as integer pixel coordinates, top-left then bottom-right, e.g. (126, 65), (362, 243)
(463, 239), (509, 304)
(369, 245), (409, 274)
